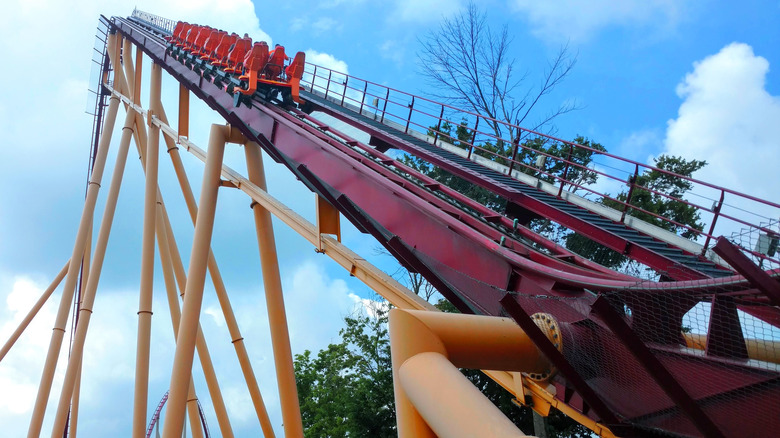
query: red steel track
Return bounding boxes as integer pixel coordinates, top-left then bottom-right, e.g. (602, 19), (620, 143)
(115, 13), (780, 438)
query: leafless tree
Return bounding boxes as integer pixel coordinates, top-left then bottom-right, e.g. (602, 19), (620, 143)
(373, 246), (439, 302)
(407, 272), (438, 302)
(418, 2), (577, 141)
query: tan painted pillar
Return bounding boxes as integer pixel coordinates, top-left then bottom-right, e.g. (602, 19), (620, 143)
(244, 141), (304, 437)
(69, 231), (92, 438)
(69, 360), (83, 437)
(48, 81), (135, 435)
(158, 104), (274, 436)
(156, 206), (205, 438)
(399, 352), (528, 437)
(161, 125), (228, 438)
(0, 262), (68, 362)
(26, 92), (120, 438)
(131, 61), (161, 438)
(389, 309), (549, 438)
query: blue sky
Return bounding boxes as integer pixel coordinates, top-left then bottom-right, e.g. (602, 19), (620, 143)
(0, 0), (779, 436)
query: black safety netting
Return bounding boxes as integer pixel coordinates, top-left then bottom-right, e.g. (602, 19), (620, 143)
(402, 240), (780, 438)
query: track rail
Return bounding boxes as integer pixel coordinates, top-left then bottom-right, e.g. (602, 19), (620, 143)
(114, 13), (780, 438)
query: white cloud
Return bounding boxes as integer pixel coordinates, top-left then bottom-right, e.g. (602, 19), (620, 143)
(303, 50), (354, 100)
(305, 49), (349, 74)
(662, 43), (780, 236)
(380, 40), (405, 65)
(312, 17), (341, 34)
(392, 0), (465, 23)
(0, 259), (366, 436)
(510, 0), (686, 42)
(290, 17), (307, 32)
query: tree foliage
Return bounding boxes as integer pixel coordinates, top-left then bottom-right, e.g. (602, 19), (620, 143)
(295, 297), (591, 437)
(295, 312), (395, 437)
(605, 155), (707, 239)
(564, 154), (708, 269)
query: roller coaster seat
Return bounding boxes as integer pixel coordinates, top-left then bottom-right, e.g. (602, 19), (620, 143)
(265, 45), (287, 80)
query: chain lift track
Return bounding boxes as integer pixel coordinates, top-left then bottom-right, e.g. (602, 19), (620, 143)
(108, 12), (780, 438)
(5, 10), (779, 438)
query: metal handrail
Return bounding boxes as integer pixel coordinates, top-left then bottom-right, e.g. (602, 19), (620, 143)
(128, 8), (779, 263)
(299, 62), (780, 259)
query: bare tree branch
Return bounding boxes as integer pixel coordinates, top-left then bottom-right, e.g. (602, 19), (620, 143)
(417, 2), (578, 140)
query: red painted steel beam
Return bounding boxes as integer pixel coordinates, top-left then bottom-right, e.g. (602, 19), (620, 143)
(309, 100), (713, 281)
(713, 237), (780, 305)
(113, 17), (760, 297)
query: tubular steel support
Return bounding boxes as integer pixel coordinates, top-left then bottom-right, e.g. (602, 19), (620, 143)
(244, 140), (304, 437)
(158, 103), (272, 437)
(0, 262), (68, 362)
(390, 309), (546, 438)
(161, 124), (227, 438)
(156, 206), (206, 438)
(49, 81), (135, 436)
(131, 60), (160, 438)
(26, 90), (120, 438)
(399, 352), (528, 438)
(178, 83), (189, 138)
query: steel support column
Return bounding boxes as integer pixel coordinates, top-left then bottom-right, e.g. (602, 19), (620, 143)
(26, 88), (120, 438)
(156, 206), (206, 438)
(244, 140), (304, 437)
(399, 352), (528, 438)
(49, 77), (135, 436)
(131, 60), (161, 438)
(157, 105), (274, 436)
(161, 124), (228, 438)
(389, 309), (548, 438)
(0, 262), (68, 362)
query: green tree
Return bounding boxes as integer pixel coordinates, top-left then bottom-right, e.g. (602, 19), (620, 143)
(519, 136), (607, 194)
(605, 155), (707, 239)
(295, 311), (395, 437)
(296, 297), (590, 437)
(563, 154), (708, 269)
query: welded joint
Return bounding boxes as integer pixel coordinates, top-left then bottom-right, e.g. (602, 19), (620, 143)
(231, 337), (244, 344)
(390, 309), (547, 438)
(219, 179), (238, 189)
(222, 124), (247, 145)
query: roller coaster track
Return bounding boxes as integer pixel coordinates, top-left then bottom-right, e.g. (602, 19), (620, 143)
(109, 13), (780, 437)
(5, 10), (779, 438)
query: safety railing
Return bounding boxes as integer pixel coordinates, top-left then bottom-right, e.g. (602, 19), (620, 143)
(131, 9), (177, 35)
(300, 62), (780, 264)
(125, 9), (779, 266)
